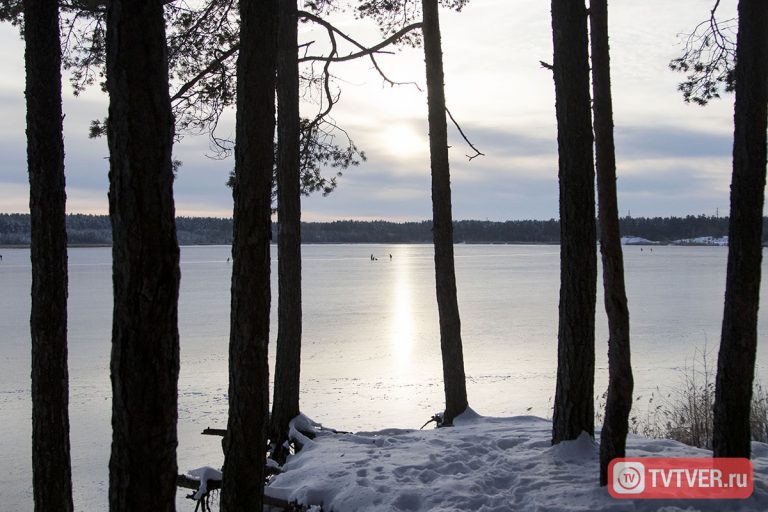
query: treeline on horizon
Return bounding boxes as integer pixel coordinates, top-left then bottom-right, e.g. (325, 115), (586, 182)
(0, 212), (757, 246)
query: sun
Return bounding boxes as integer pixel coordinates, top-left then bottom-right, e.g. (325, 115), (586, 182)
(382, 124), (427, 158)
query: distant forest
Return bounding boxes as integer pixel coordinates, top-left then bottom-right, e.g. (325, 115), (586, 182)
(1, 213), (760, 246)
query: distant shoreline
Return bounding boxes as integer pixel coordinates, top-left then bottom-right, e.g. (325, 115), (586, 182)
(2, 213), (760, 246)
(0, 243), (112, 249)
(0, 241), (736, 250)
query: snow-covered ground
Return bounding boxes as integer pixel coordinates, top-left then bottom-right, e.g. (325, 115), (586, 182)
(673, 236), (729, 246)
(621, 236), (656, 245)
(263, 410), (768, 512)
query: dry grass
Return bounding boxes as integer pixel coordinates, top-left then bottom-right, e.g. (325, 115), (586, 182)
(597, 345), (768, 449)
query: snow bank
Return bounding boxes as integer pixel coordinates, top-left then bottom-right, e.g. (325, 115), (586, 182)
(266, 410), (768, 511)
(621, 236), (656, 245)
(674, 236), (728, 246)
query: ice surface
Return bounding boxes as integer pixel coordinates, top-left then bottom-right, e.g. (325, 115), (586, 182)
(3, 245), (768, 510)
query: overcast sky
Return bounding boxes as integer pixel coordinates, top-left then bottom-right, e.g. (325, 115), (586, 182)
(0, 0), (742, 221)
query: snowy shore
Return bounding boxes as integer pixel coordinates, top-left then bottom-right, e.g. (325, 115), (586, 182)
(262, 410), (768, 512)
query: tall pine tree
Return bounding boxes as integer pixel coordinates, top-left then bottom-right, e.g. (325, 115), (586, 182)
(550, 0), (597, 445)
(271, 0), (303, 463)
(24, 0), (74, 509)
(590, 0), (633, 485)
(713, 0), (768, 459)
(221, 0), (277, 508)
(105, 0), (180, 509)
(421, 0), (469, 424)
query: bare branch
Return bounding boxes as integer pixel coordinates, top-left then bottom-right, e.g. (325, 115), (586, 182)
(711, 0), (721, 18)
(305, 15), (339, 133)
(298, 10), (423, 90)
(445, 107), (484, 161)
(298, 20), (422, 64)
(368, 52), (423, 91)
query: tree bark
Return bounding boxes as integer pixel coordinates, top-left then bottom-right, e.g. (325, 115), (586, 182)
(421, 0), (468, 425)
(24, 1), (74, 510)
(590, 0), (633, 485)
(271, 0), (303, 463)
(105, 1), (180, 510)
(551, 0), (597, 445)
(220, 0), (277, 509)
(713, 0), (768, 459)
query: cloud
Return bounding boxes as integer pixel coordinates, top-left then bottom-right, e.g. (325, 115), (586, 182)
(615, 125), (732, 160)
(0, 182), (30, 212)
(301, 120), (737, 221)
(300, 125), (562, 221)
(619, 165), (726, 197)
(449, 125), (557, 160)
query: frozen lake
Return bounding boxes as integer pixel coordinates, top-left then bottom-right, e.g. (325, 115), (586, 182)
(1, 244), (766, 510)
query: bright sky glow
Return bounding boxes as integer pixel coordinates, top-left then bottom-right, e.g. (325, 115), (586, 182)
(0, 0), (748, 221)
(381, 124), (428, 160)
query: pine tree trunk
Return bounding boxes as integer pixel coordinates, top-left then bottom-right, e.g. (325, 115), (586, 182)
(220, 0), (277, 509)
(421, 0), (468, 425)
(551, 0), (597, 445)
(271, 0), (302, 463)
(105, 1), (180, 510)
(590, 0), (633, 485)
(24, 1), (74, 510)
(713, 0), (768, 459)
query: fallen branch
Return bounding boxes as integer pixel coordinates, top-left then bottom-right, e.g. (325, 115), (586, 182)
(201, 427), (227, 437)
(177, 474), (300, 510)
(420, 414), (440, 429)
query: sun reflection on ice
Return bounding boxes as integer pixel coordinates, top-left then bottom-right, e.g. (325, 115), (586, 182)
(391, 252), (414, 370)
